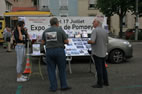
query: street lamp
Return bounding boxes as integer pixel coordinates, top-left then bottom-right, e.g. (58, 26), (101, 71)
(135, 0), (139, 40)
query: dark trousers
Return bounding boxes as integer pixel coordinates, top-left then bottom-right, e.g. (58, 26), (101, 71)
(46, 48), (68, 90)
(93, 55), (109, 86)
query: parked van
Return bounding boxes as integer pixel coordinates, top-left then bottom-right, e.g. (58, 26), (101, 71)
(0, 18), (5, 43)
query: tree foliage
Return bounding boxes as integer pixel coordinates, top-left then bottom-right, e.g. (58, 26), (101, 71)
(131, 0), (142, 17)
(96, 0), (142, 37)
(97, 0), (134, 17)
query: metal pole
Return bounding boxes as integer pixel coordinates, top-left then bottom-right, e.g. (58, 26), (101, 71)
(135, 0), (139, 40)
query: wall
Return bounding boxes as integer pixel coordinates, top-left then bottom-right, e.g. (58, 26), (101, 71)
(0, 1), (6, 16)
(48, 0), (77, 16)
(78, 0), (102, 16)
(8, 0), (34, 7)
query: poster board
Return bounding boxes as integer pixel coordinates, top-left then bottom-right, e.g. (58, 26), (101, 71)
(24, 17), (107, 40)
(65, 38), (91, 56)
(24, 16), (107, 56)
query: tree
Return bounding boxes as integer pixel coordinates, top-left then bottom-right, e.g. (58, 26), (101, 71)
(139, 1), (142, 17)
(97, 0), (135, 38)
(131, 0), (142, 17)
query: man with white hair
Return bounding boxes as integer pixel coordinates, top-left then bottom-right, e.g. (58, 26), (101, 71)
(88, 18), (109, 88)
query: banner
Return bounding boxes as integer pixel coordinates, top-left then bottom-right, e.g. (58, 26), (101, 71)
(24, 17), (107, 40)
(24, 16), (107, 56)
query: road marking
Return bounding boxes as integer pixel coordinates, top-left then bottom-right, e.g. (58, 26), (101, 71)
(113, 85), (142, 90)
(16, 85), (22, 94)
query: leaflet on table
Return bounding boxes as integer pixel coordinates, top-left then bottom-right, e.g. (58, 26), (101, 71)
(32, 44), (40, 55)
(65, 38), (91, 56)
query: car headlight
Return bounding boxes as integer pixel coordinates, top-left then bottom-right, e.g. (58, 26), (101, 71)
(123, 41), (132, 47)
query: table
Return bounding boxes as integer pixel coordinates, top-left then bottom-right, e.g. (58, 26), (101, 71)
(27, 53), (45, 80)
(66, 56), (72, 74)
(66, 54), (91, 74)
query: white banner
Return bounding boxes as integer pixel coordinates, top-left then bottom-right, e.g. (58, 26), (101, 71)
(24, 17), (107, 39)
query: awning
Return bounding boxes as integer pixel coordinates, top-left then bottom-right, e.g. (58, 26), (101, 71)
(4, 11), (52, 17)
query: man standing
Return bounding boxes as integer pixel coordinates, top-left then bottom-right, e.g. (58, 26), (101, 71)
(42, 17), (71, 92)
(3, 25), (9, 48)
(5, 27), (12, 52)
(88, 18), (109, 88)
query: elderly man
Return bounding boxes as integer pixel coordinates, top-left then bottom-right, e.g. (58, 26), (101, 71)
(42, 17), (71, 92)
(88, 18), (109, 88)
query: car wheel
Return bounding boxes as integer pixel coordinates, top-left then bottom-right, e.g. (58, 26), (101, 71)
(109, 49), (124, 64)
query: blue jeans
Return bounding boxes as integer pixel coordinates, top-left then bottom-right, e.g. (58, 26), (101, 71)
(15, 44), (25, 74)
(46, 48), (68, 90)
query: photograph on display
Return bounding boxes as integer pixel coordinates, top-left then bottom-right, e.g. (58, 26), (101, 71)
(65, 45), (76, 50)
(74, 31), (81, 38)
(81, 30), (88, 38)
(78, 49), (85, 54)
(65, 38), (90, 56)
(74, 42), (83, 45)
(82, 33), (88, 38)
(79, 49), (89, 55)
(76, 45), (84, 49)
(75, 34), (81, 38)
(82, 38), (89, 41)
(66, 30), (75, 38)
(85, 44), (91, 50)
(32, 44), (40, 55)
(46, 32), (57, 41)
(68, 34), (75, 38)
(71, 51), (80, 55)
(83, 42), (88, 45)
(72, 38), (82, 42)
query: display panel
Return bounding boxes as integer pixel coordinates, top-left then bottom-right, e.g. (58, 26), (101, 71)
(65, 38), (91, 56)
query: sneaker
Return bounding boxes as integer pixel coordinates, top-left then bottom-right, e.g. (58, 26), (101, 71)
(17, 77), (27, 82)
(21, 75), (28, 79)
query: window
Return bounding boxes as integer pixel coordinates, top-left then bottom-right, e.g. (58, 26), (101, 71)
(60, 13), (68, 17)
(33, 0), (39, 6)
(59, 0), (68, 16)
(88, 0), (97, 9)
(88, 14), (96, 16)
(59, 0), (68, 7)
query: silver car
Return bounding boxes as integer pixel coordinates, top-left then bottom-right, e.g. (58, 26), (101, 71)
(107, 37), (133, 64)
(41, 37), (133, 64)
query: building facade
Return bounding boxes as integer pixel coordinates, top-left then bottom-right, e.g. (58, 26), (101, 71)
(0, 0), (12, 17)
(1, 0), (142, 36)
(48, 0), (78, 16)
(78, 0), (142, 35)
(78, 0), (102, 16)
(33, 0), (78, 16)
(8, 0), (35, 7)
(7, 0), (37, 11)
